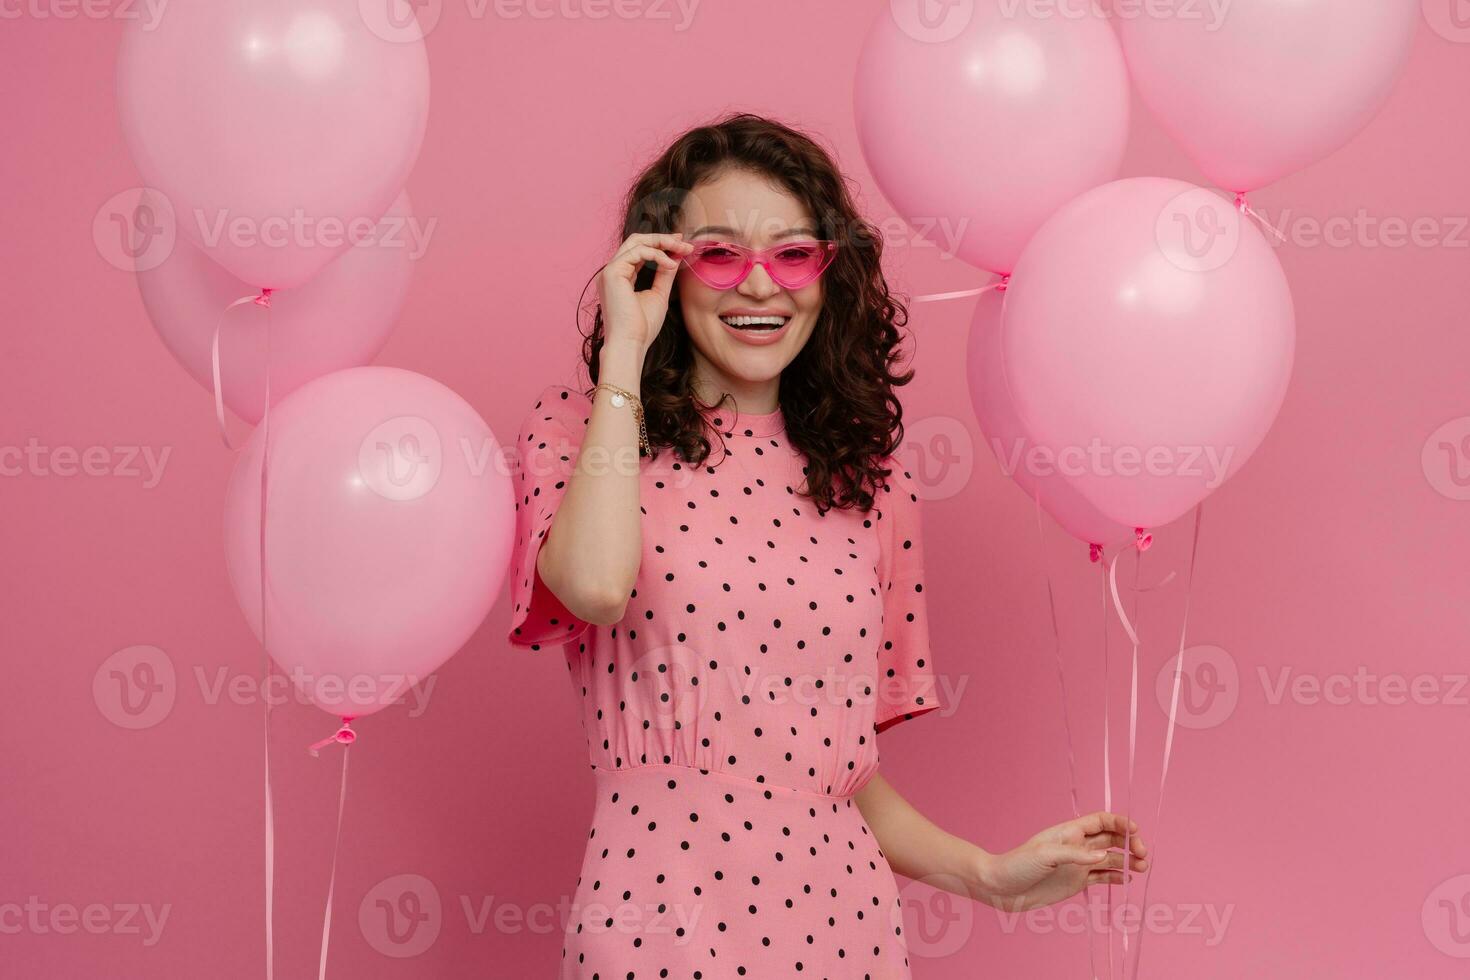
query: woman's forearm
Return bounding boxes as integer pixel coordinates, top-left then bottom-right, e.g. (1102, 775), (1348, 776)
(854, 770), (993, 904)
(535, 337), (647, 625)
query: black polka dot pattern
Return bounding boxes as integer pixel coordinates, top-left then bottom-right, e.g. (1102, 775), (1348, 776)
(506, 384), (943, 977)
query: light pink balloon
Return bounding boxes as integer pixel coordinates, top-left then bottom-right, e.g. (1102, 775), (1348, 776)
(1116, 0), (1418, 192)
(1001, 177), (1295, 530)
(968, 289), (1134, 551)
(116, 0), (430, 289)
(136, 192), (416, 425)
(854, 1), (1129, 275)
(224, 367), (514, 718)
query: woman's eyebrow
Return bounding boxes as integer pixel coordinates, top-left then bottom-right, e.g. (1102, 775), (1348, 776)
(687, 225), (820, 239)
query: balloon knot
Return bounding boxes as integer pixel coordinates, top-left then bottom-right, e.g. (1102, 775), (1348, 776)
(1134, 527), (1153, 552)
(1088, 543), (1103, 563)
(307, 719), (356, 756)
(1233, 192), (1248, 213)
(253, 288), (273, 308)
(996, 274), (1011, 293)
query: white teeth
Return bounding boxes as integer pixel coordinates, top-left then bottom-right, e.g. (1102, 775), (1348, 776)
(721, 315), (789, 329)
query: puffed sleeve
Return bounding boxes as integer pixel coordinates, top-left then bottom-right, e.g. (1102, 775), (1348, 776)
(506, 384), (595, 650)
(872, 459), (944, 733)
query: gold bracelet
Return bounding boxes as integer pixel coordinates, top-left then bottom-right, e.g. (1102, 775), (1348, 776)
(592, 382), (649, 456)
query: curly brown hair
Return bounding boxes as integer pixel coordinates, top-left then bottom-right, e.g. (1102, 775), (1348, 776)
(577, 112), (914, 515)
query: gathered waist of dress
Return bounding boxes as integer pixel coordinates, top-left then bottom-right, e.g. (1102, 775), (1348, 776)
(591, 762), (862, 802)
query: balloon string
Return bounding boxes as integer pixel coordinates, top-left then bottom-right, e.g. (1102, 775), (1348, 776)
(1029, 490), (1097, 980)
(1126, 503), (1204, 980)
(1099, 557), (1113, 980)
(1104, 544), (1145, 968)
(210, 289), (273, 450)
(257, 293), (275, 980)
(1233, 193), (1287, 244)
(1031, 490), (1083, 821)
(910, 274), (1009, 304)
(313, 722), (354, 980)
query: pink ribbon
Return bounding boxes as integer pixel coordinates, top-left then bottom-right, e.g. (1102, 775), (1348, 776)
(910, 274), (1009, 304)
(1125, 504), (1203, 980)
(209, 288), (278, 980)
(309, 719), (355, 980)
(1233, 192), (1288, 244)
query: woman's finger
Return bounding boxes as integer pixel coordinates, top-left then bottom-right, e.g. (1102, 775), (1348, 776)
(1082, 831), (1148, 857)
(605, 244), (681, 281)
(619, 232), (694, 256)
(1041, 843), (1110, 869)
(1074, 810), (1140, 841)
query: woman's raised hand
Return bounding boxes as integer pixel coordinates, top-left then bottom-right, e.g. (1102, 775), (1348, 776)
(597, 232), (694, 355)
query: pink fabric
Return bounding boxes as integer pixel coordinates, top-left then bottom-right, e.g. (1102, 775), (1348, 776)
(506, 384), (943, 977)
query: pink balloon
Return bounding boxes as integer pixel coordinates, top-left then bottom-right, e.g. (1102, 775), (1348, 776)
(968, 289), (1134, 551)
(137, 192), (417, 425)
(854, 1), (1129, 275)
(1001, 178), (1295, 530)
(224, 367), (514, 718)
(1116, 0), (1418, 192)
(116, 0), (430, 289)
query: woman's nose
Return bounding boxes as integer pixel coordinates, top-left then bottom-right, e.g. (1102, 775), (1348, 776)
(737, 262), (781, 299)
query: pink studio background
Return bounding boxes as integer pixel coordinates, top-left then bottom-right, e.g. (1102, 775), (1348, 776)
(3, 3), (1469, 978)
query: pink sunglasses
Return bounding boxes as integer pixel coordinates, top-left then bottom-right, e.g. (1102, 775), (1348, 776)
(680, 239), (839, 290)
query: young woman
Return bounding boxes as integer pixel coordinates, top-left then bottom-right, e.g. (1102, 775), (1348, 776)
(506, 113), (1147, 978)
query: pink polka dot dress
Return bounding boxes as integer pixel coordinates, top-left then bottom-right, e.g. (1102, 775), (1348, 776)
(507, 383), (945, 979)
